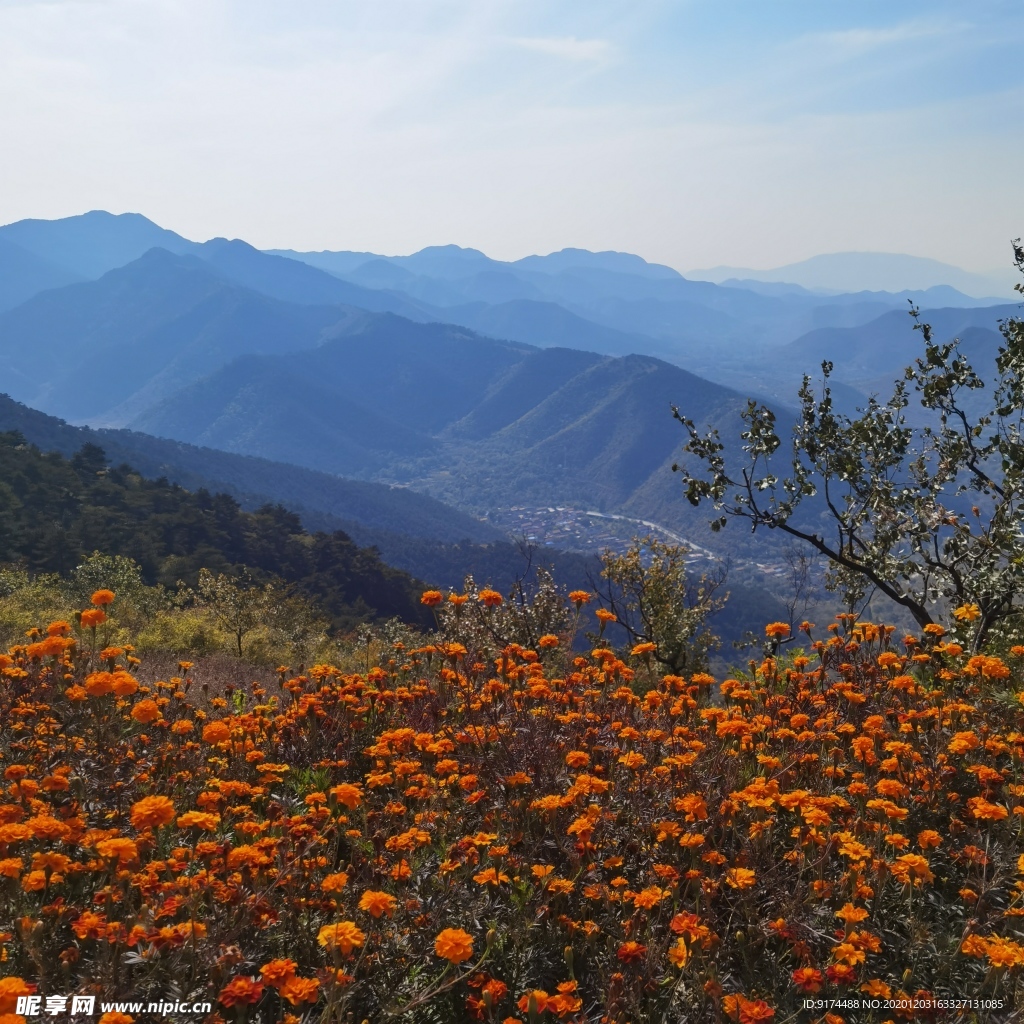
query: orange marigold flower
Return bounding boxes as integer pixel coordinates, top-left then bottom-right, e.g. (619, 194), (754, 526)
(735, 997), (775, 1023)
(202, 720), (231, 744)
(0, 857), (23, 879)
(860, 979), (892, 998)
(917, 830), (942, 849)
(565, 750), (590, 768)
(22, 869), (50, 891)
(420, 590), (444, 607)
(960, 934), (991, 958)
(434, 928), (474, 964)
(227, 845), (272, 870)
(764, 622), (790, 638)
(26, 815), (70, 840)
(538, 634), (560, 649)
(98, 1015), (134, 1024)
(278, 976), (320, 1006)
(330, 783), (363, 809)
(478, 589), (503, 607)
(725, 867), (756, 889)
(0, 977), (36, 1014)
(130, 796), (176, 830)
(667, 937), (689, 967)
(616, 941), (648, 963)
(953, 603), (981, 622)
(631, 642), (657, 656)
(84, 671), (114, 697)
(823, 962), (856, 987)
(317, 921), (365, 955)
(792, 967), (823, 993)
(260, 959), (298, 987)
(617, 751), (647, 770)
(835, 903), (868, 923)
(72, 911), (108, 939)
(91, 589), (116, 606)
(595, 608), (617, 623)
(518, 991), (550, 1015)
(569, 590), (592, 606)
(967, 796), (1009, 821)
(472, 866), (511, 886)
(131, 699), (161, 724)
(890, 853), (934, 886)
(109, 670), (138, 697)
(95, 838), (139, 864)
(80, 608), (106, 627)
(322, 872), (349, 893)
(633, 885), (666, 910)
(176, 812), (220, 832)
(217, 977), (264, 1008)
(985, 937), (1024, 968)
(358, 890), (398, 917)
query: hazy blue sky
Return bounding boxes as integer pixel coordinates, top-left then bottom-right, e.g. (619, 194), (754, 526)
(1, 0), (1021, 272)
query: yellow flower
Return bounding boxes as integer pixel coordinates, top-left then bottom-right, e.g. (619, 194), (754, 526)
(953, 603), (981, 622)
(667, 937), (688, 967)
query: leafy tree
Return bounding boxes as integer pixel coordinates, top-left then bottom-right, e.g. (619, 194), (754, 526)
(673, 244), (1024, 647)
(592, 536), (724, 674)
(188, 569), (284, 658)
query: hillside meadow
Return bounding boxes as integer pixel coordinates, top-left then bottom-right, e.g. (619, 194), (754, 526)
(1, 584), (1023, 1024)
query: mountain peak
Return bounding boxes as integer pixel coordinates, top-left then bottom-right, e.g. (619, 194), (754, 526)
(0, 209), (196, 280)
(514, 248), (682, 281)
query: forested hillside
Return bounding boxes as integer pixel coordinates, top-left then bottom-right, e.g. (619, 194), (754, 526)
(0, 432), (429, 629)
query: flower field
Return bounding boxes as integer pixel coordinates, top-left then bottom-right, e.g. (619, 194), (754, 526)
(2, 588), (1024, 1024)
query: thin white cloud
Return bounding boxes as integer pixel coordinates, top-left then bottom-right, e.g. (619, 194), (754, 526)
(0, 0), (1018, 273)
(799, 17), (964, 58)
(510, 35), (610, 61)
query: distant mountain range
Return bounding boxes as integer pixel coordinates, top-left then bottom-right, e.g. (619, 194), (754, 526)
(0, 209), (1017, 567)
(687, 251), (1016, 299)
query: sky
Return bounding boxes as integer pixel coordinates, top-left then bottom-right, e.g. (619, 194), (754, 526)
(0, 0), (1022, 273)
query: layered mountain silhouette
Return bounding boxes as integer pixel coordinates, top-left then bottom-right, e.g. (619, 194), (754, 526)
(687, 251), (1016, 299)
(0, 236), (82, 313)
(0, 209), (1016, 557)
(0, 393), (498, 546)
(125, 316), (753, 540)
